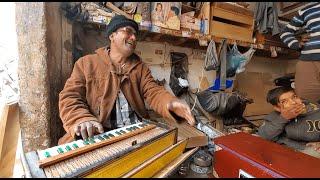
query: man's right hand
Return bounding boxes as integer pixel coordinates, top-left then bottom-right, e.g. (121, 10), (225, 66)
(280, 103), (306, 120)
(74, 120), (104, 140)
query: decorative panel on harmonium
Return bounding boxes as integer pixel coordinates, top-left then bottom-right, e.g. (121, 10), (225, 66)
(23, 120), (187, 178)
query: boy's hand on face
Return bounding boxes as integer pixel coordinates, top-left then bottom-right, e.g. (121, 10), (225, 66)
(306, 142), (320, 153)
(280, 103), (306, 120)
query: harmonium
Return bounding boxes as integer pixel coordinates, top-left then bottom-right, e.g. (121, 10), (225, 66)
(23, 120), (198, 178)
(213, 132), (320, 178)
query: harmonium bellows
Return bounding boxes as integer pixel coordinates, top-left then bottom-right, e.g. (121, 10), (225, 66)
(24, 120), (187, 178)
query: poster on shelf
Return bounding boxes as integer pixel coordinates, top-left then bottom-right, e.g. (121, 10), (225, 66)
(151, 2), (181, 30)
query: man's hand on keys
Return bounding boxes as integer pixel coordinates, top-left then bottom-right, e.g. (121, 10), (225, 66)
(74, 120), (104, 140)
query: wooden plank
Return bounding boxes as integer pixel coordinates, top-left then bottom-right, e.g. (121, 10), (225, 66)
(279, 2), (303, 12)
(153, 147), (199, 178)
(38, 124), (157, 168)
(279, 2), (316, 17)
(60, 13), (74, 143)
(212, 2), (253, 17)
(61, 13), (73, 89)
(0, 103), (9, 161)
(46, 2), (63, 147)
(12, 131), (23, 178)
(212, 7), (253, 26)
(0, 103), (20, 177)
(210, 20), (253, 43)
(105, 2), (132, 19)
(176, 121), (208, 148)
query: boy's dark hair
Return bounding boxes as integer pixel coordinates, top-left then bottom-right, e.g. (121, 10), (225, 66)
(266, 86), (294, 105)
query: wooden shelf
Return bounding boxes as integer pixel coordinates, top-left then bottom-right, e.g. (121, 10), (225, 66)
(78, 17), (298, 58)
(278, 2), (317, 21)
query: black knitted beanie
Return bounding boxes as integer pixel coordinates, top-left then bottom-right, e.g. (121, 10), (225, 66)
(105, 15), (139, 38)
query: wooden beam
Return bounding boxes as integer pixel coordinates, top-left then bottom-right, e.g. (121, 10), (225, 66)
(61, 15), (73, 89)
(0, 103), (20, 177)
(151, 33), (163, 41)
(105, 2), (132, 19)
(172, 37), (188, 46)
(0, 103), (9, 162)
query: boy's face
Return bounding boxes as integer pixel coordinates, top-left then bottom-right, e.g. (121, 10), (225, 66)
(275, 91), (303, 111)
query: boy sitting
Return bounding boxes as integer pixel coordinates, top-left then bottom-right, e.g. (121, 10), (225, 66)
(258, 86), (320, 158)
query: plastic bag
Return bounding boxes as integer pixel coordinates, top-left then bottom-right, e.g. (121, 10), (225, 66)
(204, 40), (219, 71)
(169, 52), (189, 97)
(226, 43), (255, 77)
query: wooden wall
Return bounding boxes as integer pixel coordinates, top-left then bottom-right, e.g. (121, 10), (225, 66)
(16, 2), (73, 151)
(45, 2), (73, 146)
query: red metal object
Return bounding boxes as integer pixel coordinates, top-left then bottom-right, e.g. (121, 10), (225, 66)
(213, 132), (320, 178)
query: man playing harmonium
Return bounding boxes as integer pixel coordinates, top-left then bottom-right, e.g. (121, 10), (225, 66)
(58, 15), (195, 145)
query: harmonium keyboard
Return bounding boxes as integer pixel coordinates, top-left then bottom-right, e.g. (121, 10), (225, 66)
(23, 120), (191, 178)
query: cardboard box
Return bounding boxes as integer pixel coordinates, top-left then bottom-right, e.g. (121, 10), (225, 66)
(233, 72), (276, 116)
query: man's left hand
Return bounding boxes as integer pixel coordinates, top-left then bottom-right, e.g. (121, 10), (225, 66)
(167, 100), (195, 126)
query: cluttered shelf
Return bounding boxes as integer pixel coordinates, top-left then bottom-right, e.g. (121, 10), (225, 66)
(82, 20), (299, 59)
(73, 2), (300, 59)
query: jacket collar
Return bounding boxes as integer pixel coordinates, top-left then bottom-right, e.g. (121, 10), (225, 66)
(95, 47), (142, 75)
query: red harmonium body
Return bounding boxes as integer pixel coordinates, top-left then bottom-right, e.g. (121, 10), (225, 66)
(213, 132), (320, 178)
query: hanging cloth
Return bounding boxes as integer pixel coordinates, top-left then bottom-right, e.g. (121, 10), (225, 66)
(204, 40), (220, 71)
